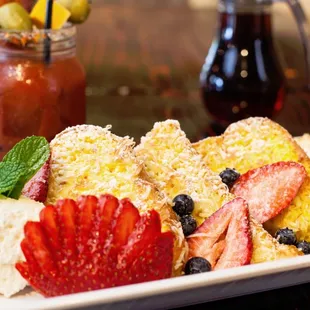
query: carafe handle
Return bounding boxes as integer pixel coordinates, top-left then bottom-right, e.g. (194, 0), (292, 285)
(275, 0), (310, 88)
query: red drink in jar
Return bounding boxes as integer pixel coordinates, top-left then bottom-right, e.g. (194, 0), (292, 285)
(0, 25), (86, 158)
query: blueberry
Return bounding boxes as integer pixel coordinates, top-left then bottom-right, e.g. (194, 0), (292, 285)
(185, 257), (212, 275)
(296, 241), (310, 254)
(219, 168), (240, 188)
(180, 215), (197, 236)
(275, 228), (297, 245)
(172, 194), (194, 216)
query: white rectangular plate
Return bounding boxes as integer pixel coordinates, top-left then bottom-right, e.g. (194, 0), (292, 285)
(3, 255), (310, 310)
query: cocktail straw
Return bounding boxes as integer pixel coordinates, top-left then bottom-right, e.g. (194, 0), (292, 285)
(43, 0), (53, 64)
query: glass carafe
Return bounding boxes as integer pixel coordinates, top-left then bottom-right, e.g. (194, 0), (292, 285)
(200, 0), (310, 136)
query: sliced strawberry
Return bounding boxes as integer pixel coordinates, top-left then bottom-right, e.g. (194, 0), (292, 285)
(111, 199), (141, 249)
(20, 239), (41, 274)
(16, 194), (174, 297)
(22, 157), (50, 203)
(17, 239), (51, 296)
(55, 199), (78, 260)
(96, 194), (119, 246)
(76, 195), (98, 255)
(129, 231), (174, 284)
(100, 198), (141, 288)
(214, 200), (252, 270)
(187, 203), (232, 267)
(23, 222), (57, 278)
(40, 205), (61, 257)
(207, 240), (226, 268)
(231, 162), (306, 223)
(118, 210), (162, 268)
(15, 261), (30, 283)
(187, 197), (252, 270)
(16, 260), (48, 297)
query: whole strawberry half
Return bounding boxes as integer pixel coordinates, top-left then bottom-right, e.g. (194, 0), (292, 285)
(16, 194), (174, 297)
(187, 197), (252, 270)
(231, 162), (306, 223)
(22, 157), (50, 203)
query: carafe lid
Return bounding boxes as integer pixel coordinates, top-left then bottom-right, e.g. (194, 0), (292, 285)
(219, 0), (272, 13)
(220, 0), (272, 6)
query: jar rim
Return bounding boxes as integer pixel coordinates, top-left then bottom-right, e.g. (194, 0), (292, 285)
(0, 23), (76, 48)
(0, 22), (75, 36)
(0, 23), (76, 59)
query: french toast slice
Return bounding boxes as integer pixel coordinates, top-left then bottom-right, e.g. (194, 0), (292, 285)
(295, 134), (310, 157)
(250, 218), (303, 264)
(193, 117), (310, 242)
(134, 120), (234, 226)
(193, 117), (307, 175)
(46, 125), (186, 274)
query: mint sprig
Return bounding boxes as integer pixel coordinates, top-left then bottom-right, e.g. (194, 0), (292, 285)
(0, 136), (50, 199)
(0, 162), (26, 196)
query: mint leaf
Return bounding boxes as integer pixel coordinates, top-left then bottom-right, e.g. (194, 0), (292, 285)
(3, 136), (50, 183)
(9, 179), (28, 199)
(0, 136), (50, 199)
(0, 161), (27, 196)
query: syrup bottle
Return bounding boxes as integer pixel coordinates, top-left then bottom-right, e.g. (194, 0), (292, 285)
(200, 0), (310, 136)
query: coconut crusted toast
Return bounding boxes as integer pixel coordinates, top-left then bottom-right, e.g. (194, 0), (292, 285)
(135, 119), (302, 263)
(134, 120), (234, 226)
(46, 120), (302, 270)
(295, 134), (310, 157)
(45, 125), (186, 274)
(193, 117), (310, 243)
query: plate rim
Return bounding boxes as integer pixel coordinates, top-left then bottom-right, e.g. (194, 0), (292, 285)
(3, 254), (310, 310)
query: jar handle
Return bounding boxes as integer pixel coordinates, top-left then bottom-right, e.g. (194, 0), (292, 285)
(279, 0), (310, 88)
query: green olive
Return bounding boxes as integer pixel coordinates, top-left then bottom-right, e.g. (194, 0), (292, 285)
(0, 2), (32, 31)
(70, 0), (90, 23)
(57, 0), (90, 24)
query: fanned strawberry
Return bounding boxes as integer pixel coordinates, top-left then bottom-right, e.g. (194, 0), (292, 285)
(187, 197), (252, 270)
(16, 194), (174, 297)
(18, 240), (48, 296)
(76, 195), (98, 256)
(40, 206), (59, 250)
(118, 210), (162, 268)
(56, 199), (78, 261)
(113, 199), (140, 247)
(102, 198), (141, 287)
(231, 162), (306, 223)
(96, 194), (119, 246)
(22, 157), (50, 203)
(130, 231), (174, 283)
(23, 222), (57, 277)
(20, 239), (39, 271)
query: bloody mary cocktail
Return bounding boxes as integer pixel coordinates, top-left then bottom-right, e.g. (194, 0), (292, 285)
(0, 25), (86, 158)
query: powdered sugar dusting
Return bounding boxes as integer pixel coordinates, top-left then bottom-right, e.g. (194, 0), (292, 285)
(135, 120), (233, 225)
(232, 162), (307, 223)
(47, 124), (186, 274)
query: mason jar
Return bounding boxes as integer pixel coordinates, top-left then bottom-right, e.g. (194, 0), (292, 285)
(0, 24), (86, 158)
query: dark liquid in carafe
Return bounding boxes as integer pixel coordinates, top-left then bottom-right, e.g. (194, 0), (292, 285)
(200, 12), (286, 136)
